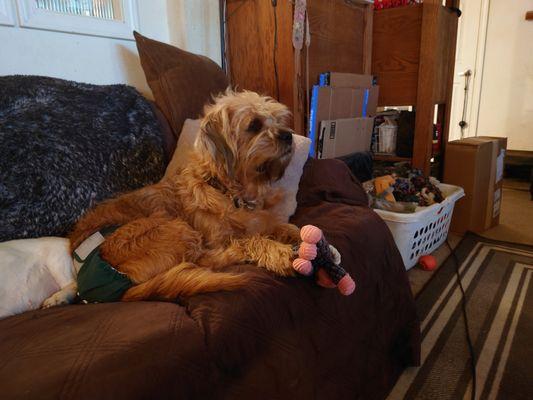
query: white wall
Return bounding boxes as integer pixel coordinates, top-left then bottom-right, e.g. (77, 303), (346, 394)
(167, 0), (221, 62)
(476, 0), (533, 151)
(0, 0), (221, 99)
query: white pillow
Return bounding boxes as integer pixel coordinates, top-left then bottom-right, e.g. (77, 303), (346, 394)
(164, 119), (201, 178)
(270, 134), (311, 221)
(164, 119), (310, 221)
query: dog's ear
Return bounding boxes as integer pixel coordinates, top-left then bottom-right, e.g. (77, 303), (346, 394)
(260, 159), (286, 182)
(196, 108), (236, 179)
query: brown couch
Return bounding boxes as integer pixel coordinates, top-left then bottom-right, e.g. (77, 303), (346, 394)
(0, 34), (420, 400)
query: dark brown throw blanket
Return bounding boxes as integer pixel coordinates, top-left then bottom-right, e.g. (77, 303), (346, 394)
(0, 159), (420, 400)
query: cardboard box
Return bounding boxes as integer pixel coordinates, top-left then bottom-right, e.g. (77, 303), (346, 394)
(320, 72), (373, 88)
(479, 136), (507, 229)
(317, 117), (374, 159)
(308, 85), (379, 156)
(443, 136), (507, 233)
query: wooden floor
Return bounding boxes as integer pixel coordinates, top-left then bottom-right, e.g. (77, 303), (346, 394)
(505, 150), (533, 165)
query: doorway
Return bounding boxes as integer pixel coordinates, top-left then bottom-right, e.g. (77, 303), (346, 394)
(449, 0), (533, 243)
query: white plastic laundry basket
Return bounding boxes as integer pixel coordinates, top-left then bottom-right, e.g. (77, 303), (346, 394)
(374, 183), (465, 270)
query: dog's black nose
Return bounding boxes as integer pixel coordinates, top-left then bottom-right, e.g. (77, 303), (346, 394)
(278, 130), (293, 144)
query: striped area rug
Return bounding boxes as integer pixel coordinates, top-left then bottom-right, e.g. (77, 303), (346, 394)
(388, 233), (533, 400)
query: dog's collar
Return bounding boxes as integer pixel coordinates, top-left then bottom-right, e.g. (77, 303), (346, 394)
(206, 176), (257, 210)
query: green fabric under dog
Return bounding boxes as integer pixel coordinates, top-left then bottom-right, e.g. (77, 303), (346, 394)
(74, 226), (133, 303)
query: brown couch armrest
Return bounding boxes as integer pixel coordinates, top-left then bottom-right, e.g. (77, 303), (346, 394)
(295, 158), (369, 208)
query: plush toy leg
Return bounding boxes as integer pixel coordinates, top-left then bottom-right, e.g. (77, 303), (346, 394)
(298, 242), (317, 259)
(292, 258), (313, 276)
(317, 269), (356, 294)
(293, 225), (322, 275)
(300, 225), (322, 244)
(316, 268), (336, 288)
(295, 225), (322, 261)
(337, 274), (356, 296)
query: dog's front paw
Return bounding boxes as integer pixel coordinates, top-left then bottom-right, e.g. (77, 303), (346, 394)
(275, 245), (298, 277)
(42, 292), (70, 309)
(258, 244), (296, 277)
(41, 282), (77, 309)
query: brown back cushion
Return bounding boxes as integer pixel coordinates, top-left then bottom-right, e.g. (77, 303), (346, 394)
(134, 31), (228, 138)
(148, 100), (176, 163)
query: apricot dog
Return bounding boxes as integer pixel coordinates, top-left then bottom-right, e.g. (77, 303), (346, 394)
(68, 90), (302, 302)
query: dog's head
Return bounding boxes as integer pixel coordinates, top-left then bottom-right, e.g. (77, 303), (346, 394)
(195, 90), (294, 187)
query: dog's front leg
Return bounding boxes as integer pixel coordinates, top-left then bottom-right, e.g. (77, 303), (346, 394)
(236, 236), (296, 277)
(198, 236), (296, 276)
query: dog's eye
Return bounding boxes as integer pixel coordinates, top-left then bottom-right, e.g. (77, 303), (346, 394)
(247, 118), (262, 133)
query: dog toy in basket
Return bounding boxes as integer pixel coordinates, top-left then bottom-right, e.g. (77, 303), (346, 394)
(293, 225), (356, 296)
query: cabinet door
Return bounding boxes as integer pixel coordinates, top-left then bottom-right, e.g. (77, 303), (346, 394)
(306, 0), (371, 85)
(224, 0), (294, 110)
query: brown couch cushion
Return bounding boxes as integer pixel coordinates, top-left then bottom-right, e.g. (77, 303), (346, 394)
(134, 31), (228, 138)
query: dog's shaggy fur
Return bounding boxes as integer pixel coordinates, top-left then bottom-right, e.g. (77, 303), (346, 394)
(69, 90), (302, 301)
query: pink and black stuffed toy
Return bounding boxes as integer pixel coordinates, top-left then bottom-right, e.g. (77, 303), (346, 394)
(293, 225), (356, 296)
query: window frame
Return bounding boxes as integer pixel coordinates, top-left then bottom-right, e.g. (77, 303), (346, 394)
(0, 0), (16, 26)
(16, 0), (139, 40)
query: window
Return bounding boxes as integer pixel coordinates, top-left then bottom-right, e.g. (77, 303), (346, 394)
(35, 0), (119, 21)
(16, 0), (138, 40)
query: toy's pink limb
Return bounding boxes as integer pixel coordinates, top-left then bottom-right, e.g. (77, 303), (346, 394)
(298, 242), (317, 260)
(292, 258), (313, 276)
(300, 225), (322, 244)
(316, 268), (336, 289)
(337, 274), (356, 296)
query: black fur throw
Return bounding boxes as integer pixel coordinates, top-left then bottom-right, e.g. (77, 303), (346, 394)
(0, 75), (166, 242)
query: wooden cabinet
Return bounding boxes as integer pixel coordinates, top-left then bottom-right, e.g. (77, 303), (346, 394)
(223, 0), (459, 175)
(224, 0), (372, 136)
(372, 1), (460, 174)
